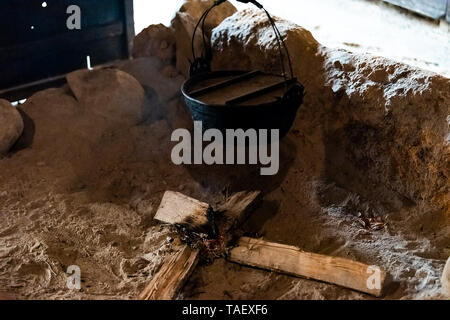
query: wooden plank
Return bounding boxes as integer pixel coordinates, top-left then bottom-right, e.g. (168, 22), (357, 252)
(382, 0), (447, 19)
(154, 191), (212, 234)
(0, 25), (125, 90)
(123, 0), (135, 58)
(190, 71), (262, 97)
(0, 0), (124, 47)
(139, 245), (199, 300)
(225, 79), (295, 105)
(216, 191), (262, 235)
(229, 237), (389, 297)
(0, 22), (124, 62)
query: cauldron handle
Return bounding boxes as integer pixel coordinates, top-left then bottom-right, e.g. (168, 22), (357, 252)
(190, 0), (294, 81)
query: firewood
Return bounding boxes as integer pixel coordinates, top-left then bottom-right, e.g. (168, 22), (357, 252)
(216, 190), (262, 236)
(228, 237), (389, 297)
(154, 191), (213, 235)
(140, 190), (262, 300)
(139, 244), (199, 300)
(442, 256), (450, 298)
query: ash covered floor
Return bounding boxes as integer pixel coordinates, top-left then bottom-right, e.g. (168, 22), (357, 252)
(0, 0), (449, 300)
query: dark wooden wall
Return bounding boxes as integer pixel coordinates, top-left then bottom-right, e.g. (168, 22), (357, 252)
(0, 0), (134, 101)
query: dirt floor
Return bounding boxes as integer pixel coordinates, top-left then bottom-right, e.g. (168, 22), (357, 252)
(0, 1), (449, 300)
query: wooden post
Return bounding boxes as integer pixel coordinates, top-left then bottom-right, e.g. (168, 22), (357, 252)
(123, 0), (135, 58)
(229, 237), (389, 297)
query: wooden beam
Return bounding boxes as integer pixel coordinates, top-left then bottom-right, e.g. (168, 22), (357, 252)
(216, 191), (262, 237)
(123, 0), (135, 58)
(229, 237), (389, 297)
(0, 22), (124, 62)
(225, 79), (291, 105)
(139, 245), (199, 300)
(154, 191), (213, 234)
(189, 71), (262, 97)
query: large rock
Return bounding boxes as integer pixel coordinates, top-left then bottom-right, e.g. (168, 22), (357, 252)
(443, 257), (450, 298)
(19, 69), (149, 158)
(66, 68), (147, 126)
(132, 0), (237, 77)
(0, 99), (24, 155)
(133, 24), (176, 64)
(178, 0), (237, 32)
(119, 57), (184, 103)
(211, 9), (450, 208)
(172, 0), (237, 77)
(19, 87), (103, 156)
(171, 12), (204, 77)
(211, 9), (321, 86)
(119, 57), (188, 127)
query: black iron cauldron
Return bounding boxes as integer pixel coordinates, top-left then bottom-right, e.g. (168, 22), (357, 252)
(181, 0), (304, 138)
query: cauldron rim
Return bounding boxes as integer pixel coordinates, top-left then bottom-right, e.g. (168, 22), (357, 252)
(182, 70), (298, 110)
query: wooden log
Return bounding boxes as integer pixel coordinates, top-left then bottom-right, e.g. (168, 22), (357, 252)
(442, 256), (450, 298)
(228, 237), (389, 297)
(216, 190), (262, 235)
(139, 245), (199, 300)
(154, 191), (212, 234)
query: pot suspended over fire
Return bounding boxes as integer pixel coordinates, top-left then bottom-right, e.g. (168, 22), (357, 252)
(181, 0), (305, 138)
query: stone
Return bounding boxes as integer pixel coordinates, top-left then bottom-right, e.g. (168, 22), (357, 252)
(19, 86), (100, 155)
(133, 23), (176, 64)
(443, 257), (450, 297)
(0, 99), (24, 155)
(119, 57), (188, 126)
(171, 0), (236, 77)
(178, 0), (237, 32)
(171, 11), (204, 77)
(119, 57), (184, 103)
(66, 68), (147, 127)
(211, 9), (321, 86)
